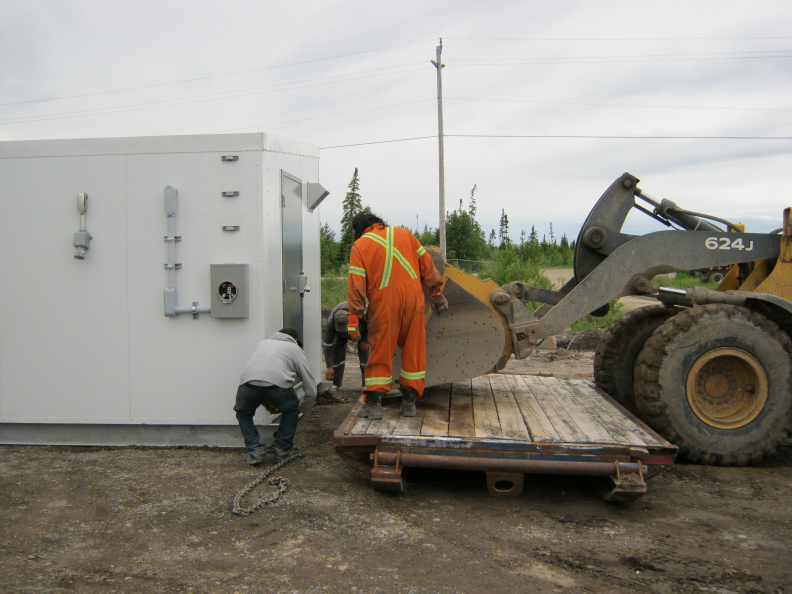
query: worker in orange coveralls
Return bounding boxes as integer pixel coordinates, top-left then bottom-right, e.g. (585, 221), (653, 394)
(346, 212), (449, 420)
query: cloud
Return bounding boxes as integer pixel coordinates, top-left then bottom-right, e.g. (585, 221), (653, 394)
(1, 0), (790, 246)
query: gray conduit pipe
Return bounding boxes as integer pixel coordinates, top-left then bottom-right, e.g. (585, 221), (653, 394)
(163, 185), (211, 318)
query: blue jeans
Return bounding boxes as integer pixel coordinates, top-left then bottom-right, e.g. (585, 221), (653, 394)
(233, 383), (300, 455)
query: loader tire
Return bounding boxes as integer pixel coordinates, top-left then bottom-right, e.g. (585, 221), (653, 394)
(594, 305), (679, 413)
(709, 271), (725, 284)
(634, 304), (792, 465)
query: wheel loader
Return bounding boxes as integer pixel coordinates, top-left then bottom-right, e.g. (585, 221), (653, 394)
(421, 172), (792, 466)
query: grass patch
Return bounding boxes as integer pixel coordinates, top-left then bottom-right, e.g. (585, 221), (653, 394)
(570, 300), (626, 331)
(321, 267), (348, 309)
(654, 271), (718, 291)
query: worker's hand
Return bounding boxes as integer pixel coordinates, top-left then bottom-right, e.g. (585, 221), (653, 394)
(325, 367), (334, 380)
(347, 313), (362, 341)
(265, 404), (280, 414)
(429, 291), (449, 314)
(359, 341), (370, 353)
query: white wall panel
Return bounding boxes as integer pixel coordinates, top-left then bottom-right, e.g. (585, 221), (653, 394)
(124, 150), (262, 423)
(0, 155), (131, 421)
(0, 133), (323, 441)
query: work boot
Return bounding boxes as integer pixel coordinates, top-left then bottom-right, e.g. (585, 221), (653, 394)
(272, 446), (292, 460)
(359, 391), (383, 420)
(247, 446), (267, 466)
(400, 387), (418, 417)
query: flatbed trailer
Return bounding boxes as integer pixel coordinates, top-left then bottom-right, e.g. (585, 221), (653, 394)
(334, 374), (677, 501)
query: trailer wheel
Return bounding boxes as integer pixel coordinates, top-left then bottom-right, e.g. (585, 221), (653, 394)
(634, 304), (792, 465)
(594, 305), (679, 413)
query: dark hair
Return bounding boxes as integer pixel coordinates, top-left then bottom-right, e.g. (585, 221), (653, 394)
(279, 327), (302, 348)
(352, 212), (386, 240)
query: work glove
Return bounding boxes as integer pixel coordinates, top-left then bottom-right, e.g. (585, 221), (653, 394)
(429, 290), (449, 314)
(347, 313), (362, 341)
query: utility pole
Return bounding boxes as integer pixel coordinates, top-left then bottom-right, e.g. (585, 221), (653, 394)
(431, 38), (446, 259)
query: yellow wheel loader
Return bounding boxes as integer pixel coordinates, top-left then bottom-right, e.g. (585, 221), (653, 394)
(423, 172), (792, 466)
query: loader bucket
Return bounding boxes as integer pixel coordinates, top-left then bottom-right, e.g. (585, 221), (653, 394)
(420, 249), (513, 387)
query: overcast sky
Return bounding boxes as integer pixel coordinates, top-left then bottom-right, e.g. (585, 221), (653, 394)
(2, 1), (790, 246)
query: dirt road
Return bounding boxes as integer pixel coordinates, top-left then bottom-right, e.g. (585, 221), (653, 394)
(2, 345), (791, 593)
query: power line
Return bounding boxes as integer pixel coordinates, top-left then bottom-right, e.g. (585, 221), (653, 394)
(450, 54), (792, 66)
(0, 65), (427, 125)
(447, 97), (792, 113)
(220, 99), (433, 133)
(0, 39), (435, 108)
(451, 48), (792, 63)
(447, 134), (791, 140)
(455, 49), (792, 60)
(322, 136), (437, 149)
(445, 36), (792, 42)
(321, 133), (791, 150)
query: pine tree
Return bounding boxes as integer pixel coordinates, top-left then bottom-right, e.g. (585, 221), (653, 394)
(498, 209), (510, 248)
(319, 222), (338, 274)
(338, 168), (363, 265)
(468, 184), (477, 217)
(445, 185), (486, 260)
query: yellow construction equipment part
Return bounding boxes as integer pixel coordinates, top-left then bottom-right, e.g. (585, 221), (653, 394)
(421, 249), (513, 387)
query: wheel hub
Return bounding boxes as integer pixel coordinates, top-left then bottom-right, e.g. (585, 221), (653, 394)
(686, 347), (768, 429)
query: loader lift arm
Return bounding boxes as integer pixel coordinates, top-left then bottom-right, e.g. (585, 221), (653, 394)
(488, 173), (782, 360)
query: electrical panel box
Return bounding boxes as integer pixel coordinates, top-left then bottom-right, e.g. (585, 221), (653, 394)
(210, 263), (249, 318)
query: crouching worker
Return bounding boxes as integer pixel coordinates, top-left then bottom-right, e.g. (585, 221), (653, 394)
(234, 328), (317, 466)
(323, 301), (369, 390)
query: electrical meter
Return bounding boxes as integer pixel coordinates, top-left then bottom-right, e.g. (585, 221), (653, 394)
(210, 264), (248, 318)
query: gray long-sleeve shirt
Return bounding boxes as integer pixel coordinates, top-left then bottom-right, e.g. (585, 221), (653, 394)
(239, 332), (317, 414)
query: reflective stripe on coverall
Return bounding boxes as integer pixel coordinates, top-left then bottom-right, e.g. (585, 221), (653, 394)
(347, 224), (442, 397)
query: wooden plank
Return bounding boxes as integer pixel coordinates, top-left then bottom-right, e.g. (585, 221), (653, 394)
(451, 380), (474, 396)
(568, 379), (661, 447)
(350, 416), (372, 435)
(488, 374), (531, 440)
(502, 374), (561, 442)
(539, 377), (620, 444)
(392, 391), (427, 436)
(520, 376), (589, 442)
(448, 380), (476, 438)
(420, 384), (451, 437)
(471, 376), (502, 439)
(355, 404), (401, 437)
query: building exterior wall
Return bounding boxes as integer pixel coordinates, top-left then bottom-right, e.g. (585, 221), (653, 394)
(0, 133), (323, 444)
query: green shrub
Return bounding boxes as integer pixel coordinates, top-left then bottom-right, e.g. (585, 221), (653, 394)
(321, 266), (348, 309)
(570, 300), (625, 331)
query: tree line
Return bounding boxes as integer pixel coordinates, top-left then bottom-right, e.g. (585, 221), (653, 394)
(320, 168), (576, 277)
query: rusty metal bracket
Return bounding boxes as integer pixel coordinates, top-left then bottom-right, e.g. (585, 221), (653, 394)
(600, 460), (647, 502)
(371, 447), (404, 494)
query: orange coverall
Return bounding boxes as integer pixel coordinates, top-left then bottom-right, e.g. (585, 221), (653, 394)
(347, 224), (443, 397)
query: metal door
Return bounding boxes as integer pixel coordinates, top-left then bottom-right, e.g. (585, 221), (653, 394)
(281, 171), (304, 337)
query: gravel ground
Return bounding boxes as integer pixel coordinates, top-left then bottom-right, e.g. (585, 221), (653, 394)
(2, 345), (792, 593)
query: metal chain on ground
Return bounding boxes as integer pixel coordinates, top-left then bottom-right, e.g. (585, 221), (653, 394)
(232, 448), (305, 516)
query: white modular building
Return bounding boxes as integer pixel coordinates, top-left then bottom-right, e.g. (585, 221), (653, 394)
(0, 133), (328, 446)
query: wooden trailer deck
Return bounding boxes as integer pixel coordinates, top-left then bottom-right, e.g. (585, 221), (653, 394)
(334, 374), (677, 500)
